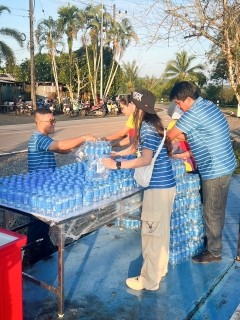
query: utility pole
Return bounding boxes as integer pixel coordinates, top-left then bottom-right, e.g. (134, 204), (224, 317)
(29, 0), (36, 109)
(100, 1), (104, 100)
(113, 4), (116, 23)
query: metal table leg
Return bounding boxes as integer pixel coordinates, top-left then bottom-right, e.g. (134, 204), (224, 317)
(22, 223), (66, 318)
(119, 201), (124, 230)
(235, 216), (240, 262)
(2, 209), (9, 229)
(58, 223), (65, 318)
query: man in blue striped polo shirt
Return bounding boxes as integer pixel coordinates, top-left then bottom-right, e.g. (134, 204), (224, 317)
(167, 81), (237, 264)
(28, 109), (97, 171)
(26, 108), (97, 265)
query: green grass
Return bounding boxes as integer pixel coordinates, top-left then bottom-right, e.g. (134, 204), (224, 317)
(234, 148), (240, 174)
(220, 107), (237, 114)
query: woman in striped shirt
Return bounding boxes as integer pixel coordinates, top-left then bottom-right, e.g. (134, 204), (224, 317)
(102, 88), (176, 291)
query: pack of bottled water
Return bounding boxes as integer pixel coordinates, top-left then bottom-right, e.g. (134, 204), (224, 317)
(169, 158), (205, 265)
(114, 192), (143, 230)
(115, 217), (141, 230)
(72, 140), (112, 162)
(0, 149), (140, 219)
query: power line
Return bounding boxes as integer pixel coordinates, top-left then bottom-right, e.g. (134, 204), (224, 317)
(8, 6), (29, 12)
(38, 0), (46, 17)
(0, 12), (28, 18)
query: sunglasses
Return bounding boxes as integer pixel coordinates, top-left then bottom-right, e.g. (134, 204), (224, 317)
(120, 104), (129, 110)
(40, 119), (56, 125)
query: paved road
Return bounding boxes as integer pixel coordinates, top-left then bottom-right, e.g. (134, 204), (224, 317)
(0, 105), (172, 155)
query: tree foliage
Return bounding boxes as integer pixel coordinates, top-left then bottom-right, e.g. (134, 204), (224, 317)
(138, 0), (240, 103)
(162, 50), (205, 88)
(120, 60), (139, 92)
(12, 3), (136, 101)
(0, 5), (25, 68)
(58, 3), (81, 91)
(35, 16), (64, 103)
(202, 85), (221, 103)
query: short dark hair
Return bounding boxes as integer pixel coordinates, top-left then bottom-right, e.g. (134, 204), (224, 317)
(170, 81), (200, 101)
(34, 108), (52, 120)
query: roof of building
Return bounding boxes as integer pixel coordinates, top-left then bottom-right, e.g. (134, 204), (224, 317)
(0, 73), (16, 84)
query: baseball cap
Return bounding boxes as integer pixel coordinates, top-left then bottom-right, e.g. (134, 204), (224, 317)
(172, 106), (184, 119)
(168, 101), (176, 117)
(131, 89), (156, 114)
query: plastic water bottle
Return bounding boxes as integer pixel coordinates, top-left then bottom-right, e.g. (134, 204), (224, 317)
(69, 192), (76, 213)
(1, 182), (8, 205)
(86, 162), (95, 181)
(103, 182), (110, 199)
(122, 177), (128, 192)
(45, 193), (53, 216)
(30, 188), (38, 212)
(15, 186), (24, 209)
(75, 188), (83, 210)
(98, 184), (105, 201)
(93, 182), (99, 203)
(54, 193), (63, 217)
(83, 184), (92, 207)
(23, 186), (31, 211)
(61, 192), (69, 216)
(95, 144), (102, 158)
(112, 180), (119, 195)
(6, 183), (15, 206)
(36, 189), (45, 214)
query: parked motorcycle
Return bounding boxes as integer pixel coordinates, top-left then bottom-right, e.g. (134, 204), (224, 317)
(78, 101), (90, 117)
(49, 102), (56, 115)
(69, 99), (80, 117)
(62, 98), (71, 116)
(53, 101), (61, 114)
(80, 103), (106, 117)
(25, 101), (33, 115)
(106, 101), (119, 116)
(37, 99), (44, 109)
(15, 99), (32, 116)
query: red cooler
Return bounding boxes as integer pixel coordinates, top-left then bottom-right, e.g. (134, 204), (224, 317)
(0, 228), (27, 320)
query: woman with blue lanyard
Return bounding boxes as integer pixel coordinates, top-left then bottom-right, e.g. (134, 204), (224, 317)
(102, 89), (176, 291)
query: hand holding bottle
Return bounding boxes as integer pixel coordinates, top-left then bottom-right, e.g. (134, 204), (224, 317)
(84, 134), (97, 142)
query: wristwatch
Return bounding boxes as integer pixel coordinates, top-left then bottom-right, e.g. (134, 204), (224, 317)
(116, 161), (121, 170)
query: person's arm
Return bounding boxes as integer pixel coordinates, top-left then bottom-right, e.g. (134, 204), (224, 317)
(172, 150), (193, 159)
(110, 143), (137, 158)
(112, 135), (130, 147)
(49, 134), (97, 153)
(103, 125), (130, 141)
(102, 148), (152, 169)
(167, 126), (186, 141)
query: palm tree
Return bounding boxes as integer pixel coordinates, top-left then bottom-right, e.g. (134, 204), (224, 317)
(121, 60), (139, 92)
(162, 50), (205, 87)
(202, 85), (221, 103)
(57, 3), (81, 91)
(0, 5), (24, 67)
(78, 4), (112, 104)
(103, 18), (138, 97)
(35, 17), (64, 104)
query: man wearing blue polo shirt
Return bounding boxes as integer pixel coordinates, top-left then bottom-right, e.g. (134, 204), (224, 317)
(26, 108), (97, 265)
(28, 108), (97, 171)
(167, 81), (237, 264)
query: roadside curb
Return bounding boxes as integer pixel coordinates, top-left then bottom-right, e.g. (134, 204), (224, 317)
(0, 150), (27, 157)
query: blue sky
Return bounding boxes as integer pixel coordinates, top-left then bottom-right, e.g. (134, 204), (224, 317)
(0, 0), (210, 77)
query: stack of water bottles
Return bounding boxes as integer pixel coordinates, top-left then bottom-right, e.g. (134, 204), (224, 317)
(72, 140), (112, 162)
(115, 192), (143, 230)
(169, 158), (205, 265)
(0, 141), (140, 219)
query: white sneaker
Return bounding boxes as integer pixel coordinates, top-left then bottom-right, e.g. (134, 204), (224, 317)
(126, 277), (159, 291)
